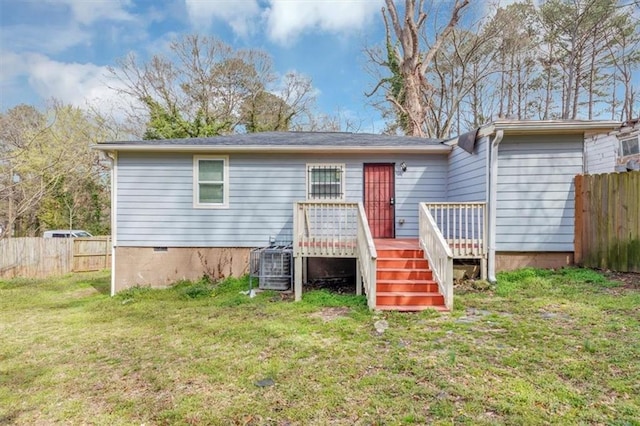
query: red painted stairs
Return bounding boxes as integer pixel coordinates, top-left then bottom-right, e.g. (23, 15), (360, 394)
(375, 240), (447, 311)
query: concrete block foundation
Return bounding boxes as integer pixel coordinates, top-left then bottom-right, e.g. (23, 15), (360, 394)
(113, 246), (251, 292)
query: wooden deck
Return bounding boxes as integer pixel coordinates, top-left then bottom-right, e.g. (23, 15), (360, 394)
(293, 201), (487, 309)
(374, 238), (420, 250)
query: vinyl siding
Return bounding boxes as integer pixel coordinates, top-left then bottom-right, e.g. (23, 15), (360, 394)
(496, 135), (583, 252)
(447, 136), (488, 202)
(584, 133), (618, 174)
(116, 152), (448, 247)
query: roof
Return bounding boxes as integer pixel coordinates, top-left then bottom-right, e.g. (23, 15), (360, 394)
(93, 131), (450, 154)
(489, 119), (622, 134)
(446, 119), (623, 145)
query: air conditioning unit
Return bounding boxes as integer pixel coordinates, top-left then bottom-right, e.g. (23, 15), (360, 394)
(249, 246), (293, 291)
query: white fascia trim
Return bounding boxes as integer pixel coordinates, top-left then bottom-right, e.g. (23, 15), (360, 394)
(92, 145), (452, 154)
(448, 121), (623, 145)
(492, 120), (621, 134)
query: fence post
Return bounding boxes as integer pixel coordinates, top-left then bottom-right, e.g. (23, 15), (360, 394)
(574, 174), (584, 265)
(104, 237), (110, 269)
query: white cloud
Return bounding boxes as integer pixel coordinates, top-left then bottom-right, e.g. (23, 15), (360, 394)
(44, 0), (135, 25)
(0, 24), (92, 55)
(3, 52), (134, 116)
(264, 0), (384, 45)
(183, 0), (261, 36)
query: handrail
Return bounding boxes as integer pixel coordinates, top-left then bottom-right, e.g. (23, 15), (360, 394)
(356, 202), (377, 309)
(423, 202), (487, 259)
(419, 203), (454, 310)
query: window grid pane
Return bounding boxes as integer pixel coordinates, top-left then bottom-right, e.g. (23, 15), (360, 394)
(196, 157), (226, 206)
(199, 183), (224, 204)
(621, 137), (639, 157)
(199, 160), (224, 182)
(308, 165), (344, 199)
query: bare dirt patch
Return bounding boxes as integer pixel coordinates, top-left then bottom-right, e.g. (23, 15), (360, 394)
(309, 307), (351, 322)
(603, 270), (640, 287)
(70, 287), (100, 298)
(602, 270), (640, 294)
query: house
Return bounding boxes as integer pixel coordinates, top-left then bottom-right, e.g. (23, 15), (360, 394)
(95, 120), (620, 311)
(584, 119), (640, 174)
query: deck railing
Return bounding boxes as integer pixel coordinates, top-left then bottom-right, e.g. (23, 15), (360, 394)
(356, 202), (377, 309)
(293, 201), (358, 258)
(419, 203), (454, 310)
(423, 202), (487, 259)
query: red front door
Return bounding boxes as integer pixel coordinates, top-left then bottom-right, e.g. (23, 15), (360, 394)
(364, 163), (395, 238)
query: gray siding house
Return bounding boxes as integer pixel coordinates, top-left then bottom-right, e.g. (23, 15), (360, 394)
(96, 120), (620, 310)
(584, 119), (640, 174)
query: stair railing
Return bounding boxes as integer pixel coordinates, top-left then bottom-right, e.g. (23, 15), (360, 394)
(419, 203), (454, 310)
(423, 202), (487, 259)
(356, 202), (377, 309)
(293, 201), (358, 257)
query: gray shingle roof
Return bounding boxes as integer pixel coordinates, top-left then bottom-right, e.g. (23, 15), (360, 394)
(98, 131), (444, 147)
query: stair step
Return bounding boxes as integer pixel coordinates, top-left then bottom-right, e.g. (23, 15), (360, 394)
(376, 249), (423, 259)
(377, 305), (449, 312)
(376, 280), (439, 293)
(376, 268), (433, 281)
(377, 258), (429, 269)
(376, 291), (445, 306)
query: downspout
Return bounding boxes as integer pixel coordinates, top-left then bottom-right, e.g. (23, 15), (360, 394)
(487, 130), (504, 283)
(103, 151), (117, 297)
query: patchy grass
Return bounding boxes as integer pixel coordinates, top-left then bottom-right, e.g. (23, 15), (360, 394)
(0, 268), (638, 425)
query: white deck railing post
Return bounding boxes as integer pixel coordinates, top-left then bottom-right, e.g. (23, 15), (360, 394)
(419, 203), (454, 310)
(356, 203), (377, 309)
(423, 202), (487, 260)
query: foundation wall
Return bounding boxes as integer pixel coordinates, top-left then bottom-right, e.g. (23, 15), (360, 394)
(496, 252), (574, 271)
(113, 247), (251, 292)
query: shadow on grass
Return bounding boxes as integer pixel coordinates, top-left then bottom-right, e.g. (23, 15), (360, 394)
(84, 273), (110, 295)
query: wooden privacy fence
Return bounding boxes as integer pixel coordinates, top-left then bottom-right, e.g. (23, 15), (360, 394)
(575, 172), (640, 272)
(72, 237), (112, 272)
(0, 236), (111, 279)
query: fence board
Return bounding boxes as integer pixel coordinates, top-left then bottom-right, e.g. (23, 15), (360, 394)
(575, 172), (640, 272)
(73, 237), (112, 272)
(0, 236), (112, 279)
(0, 238), (73, 279)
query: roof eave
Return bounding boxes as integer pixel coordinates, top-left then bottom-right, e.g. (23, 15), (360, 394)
(91, 144), (452, 154)
(488, 120), (621, 135)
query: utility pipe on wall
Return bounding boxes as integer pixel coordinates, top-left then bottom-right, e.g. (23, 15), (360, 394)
(487, 130), (504, 283)
(103, 151), (117, 296)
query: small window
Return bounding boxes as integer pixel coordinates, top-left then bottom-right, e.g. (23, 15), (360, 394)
(620, 136), (639, 157)
(194, 155), (229, 208)
(307, 164), (345, 200)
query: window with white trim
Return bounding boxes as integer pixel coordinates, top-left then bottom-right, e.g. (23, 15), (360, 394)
(194, 155), (228, 208)
(620, 136), (639, 157)
(307, 164), (345, 200)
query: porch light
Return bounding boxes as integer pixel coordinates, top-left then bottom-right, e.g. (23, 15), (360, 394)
(400, 162), (407, 172)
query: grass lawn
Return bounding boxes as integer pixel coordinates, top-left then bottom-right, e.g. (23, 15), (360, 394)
(1, 269), (639, 425)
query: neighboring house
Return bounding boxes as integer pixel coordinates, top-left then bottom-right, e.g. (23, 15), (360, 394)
(584, 119), (640, 174)
(95, 120), (620, 311)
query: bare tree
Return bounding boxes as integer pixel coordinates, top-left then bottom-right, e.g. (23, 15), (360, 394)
(109, 35), (319, 139)
(0, 102), (110, 237)
(366, 0), (470, 137)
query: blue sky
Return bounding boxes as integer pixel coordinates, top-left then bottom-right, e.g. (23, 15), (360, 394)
(0, 0), (402, 132)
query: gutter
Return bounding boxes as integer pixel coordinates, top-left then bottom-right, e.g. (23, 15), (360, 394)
(92, 144), (452, 155)
(487, 130), (504, 283)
